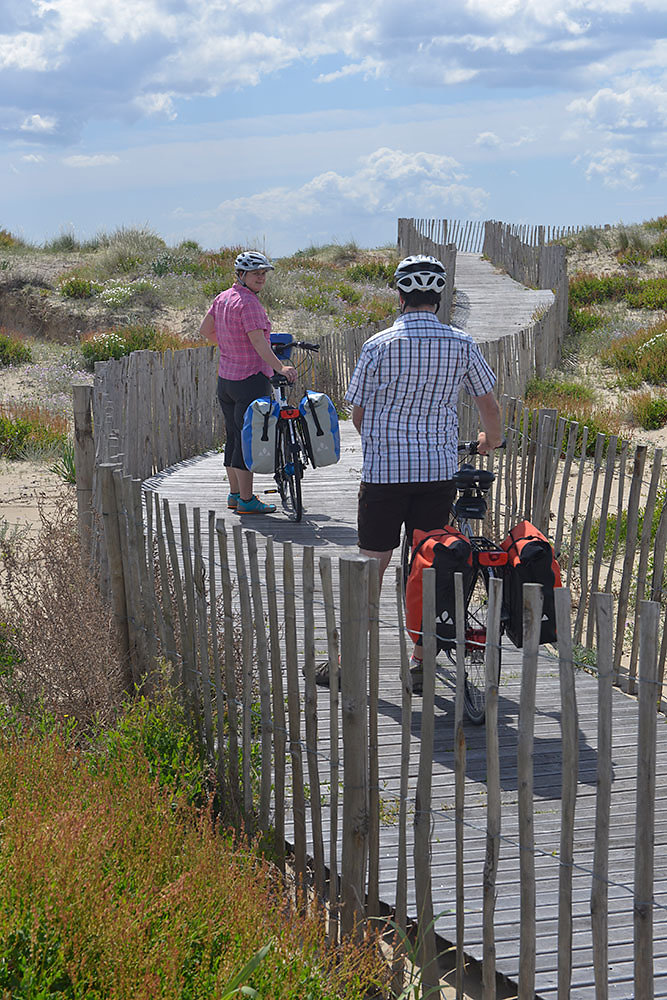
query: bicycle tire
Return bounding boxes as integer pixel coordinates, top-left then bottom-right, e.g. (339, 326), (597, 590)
(447, 568), (501, 725)
(275, 422), (303, 522)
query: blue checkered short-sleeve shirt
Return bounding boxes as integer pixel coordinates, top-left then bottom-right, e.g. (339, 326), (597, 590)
(345, 312), (496, 483)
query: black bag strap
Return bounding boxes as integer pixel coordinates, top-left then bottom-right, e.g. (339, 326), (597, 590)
(307, 394), (324, 437)
(260, 409), (271, 442)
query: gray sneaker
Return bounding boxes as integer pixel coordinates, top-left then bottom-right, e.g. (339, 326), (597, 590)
(409, 658), (423, 696)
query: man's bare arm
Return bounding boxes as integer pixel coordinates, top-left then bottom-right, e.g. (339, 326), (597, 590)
(352, 404), (364, 434)
(474, 392), (503, 454)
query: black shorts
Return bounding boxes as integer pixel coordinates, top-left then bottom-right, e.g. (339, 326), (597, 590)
(217, 372), (271, 470)
(357, 480), (456, 552)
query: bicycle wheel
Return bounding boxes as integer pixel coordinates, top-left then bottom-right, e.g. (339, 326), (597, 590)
(447, 569), (502, 725)
(275, 422), (303, 522)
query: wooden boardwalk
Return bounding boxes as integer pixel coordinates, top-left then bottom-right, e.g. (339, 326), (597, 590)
(451, 252), (555, 342)
(146, 420), (667, 1000)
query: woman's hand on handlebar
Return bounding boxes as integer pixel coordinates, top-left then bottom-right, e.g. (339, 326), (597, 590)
(280, 364), (298, 383)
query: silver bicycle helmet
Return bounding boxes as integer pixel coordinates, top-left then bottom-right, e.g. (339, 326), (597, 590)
(234, 250), (275, 273)
(393, 255), (447, 294)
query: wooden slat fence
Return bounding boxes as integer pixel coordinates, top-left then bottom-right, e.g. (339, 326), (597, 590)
(83, 459), (667, 996)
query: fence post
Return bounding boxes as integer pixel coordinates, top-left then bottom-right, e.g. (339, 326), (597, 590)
(266, 537), (286, 871)
(72, 383), (95, 562)
(245, 530), (273, 834)
(320, 555), (341, 943)
(634, 600), (659, 999)
(340, 556), (369, 940)
(555, 587), (577, 1000)
(232, 523), (254, 826)
(284, 542), (307, 908)
(518, 584), (542, 999)
(301, 545), (325, 906)
(483, 575), (503, 1000)
(414, 566), (439, 991)
(392, 565), (411, 992)
(454, 572), (467, 1000)
(592, 593), (613, 1000)
(99, 462), (132, 692)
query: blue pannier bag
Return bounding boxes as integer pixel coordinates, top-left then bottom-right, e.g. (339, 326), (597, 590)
(241, 396), (280, 474)
(298, 391), (340, 468)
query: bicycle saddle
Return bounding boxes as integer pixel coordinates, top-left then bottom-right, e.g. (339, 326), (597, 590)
(453, 495), (488, 520)
(452, 464), (495, 491)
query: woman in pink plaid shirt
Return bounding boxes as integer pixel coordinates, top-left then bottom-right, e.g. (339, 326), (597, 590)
(200, 251), (297, 514)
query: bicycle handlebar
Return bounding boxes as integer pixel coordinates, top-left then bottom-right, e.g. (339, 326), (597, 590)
(458, 437), (507, 455)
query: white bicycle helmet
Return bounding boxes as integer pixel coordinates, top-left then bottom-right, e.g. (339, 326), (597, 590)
(393, 255), (446, 294)
(234, 250), (275, 273)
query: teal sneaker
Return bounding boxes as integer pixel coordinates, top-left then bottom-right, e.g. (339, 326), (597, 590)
(227, 492), (240, 509)
(236, 494), (277, 514)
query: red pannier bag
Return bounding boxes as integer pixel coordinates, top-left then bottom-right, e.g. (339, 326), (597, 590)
(500, 519), (562, 648)
(405, 526), (474, 650)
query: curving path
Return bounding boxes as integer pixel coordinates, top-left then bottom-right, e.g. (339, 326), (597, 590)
(451, 252), (555, 343)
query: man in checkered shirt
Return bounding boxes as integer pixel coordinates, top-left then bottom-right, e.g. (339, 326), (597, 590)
(344, 254), (503, 690)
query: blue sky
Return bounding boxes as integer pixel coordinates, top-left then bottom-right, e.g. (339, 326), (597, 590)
(2, 0), (667, 255)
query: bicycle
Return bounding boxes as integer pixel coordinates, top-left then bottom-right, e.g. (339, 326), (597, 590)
(401, 440), (508, 725)
(264, 333), (320, 523)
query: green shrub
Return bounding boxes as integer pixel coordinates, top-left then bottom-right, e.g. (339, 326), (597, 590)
(202, 277), (229, 299)
(58, 274), (99, 299)
(0, 405), (68, 458)
(617, 247), (651, 267)
(0, 623), (22, 675)
(525, 375), (596, 407)
(49, 438), (76, 484)
(628, 391), (667, 430)
(333, 281), (362, 305)
(569, 272), (638, 307)
(150, 249), (204, 277)
(0, 229), (19, 248)
(568, 305), (605, 337)
(624, 278), (667, 310)
(652, 234), (667, 258)
(0, 331), (31, 367)
(0, 723), (387, 999)
(344, 260), (396, 283)
(645, 215), (667, 232)
(80, 325), (196, 369)
(603, 322), (667, 385)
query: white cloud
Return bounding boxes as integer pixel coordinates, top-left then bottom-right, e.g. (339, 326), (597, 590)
(22, 153), (44, 162)
(568, 81), (667, 132)
(475, 131), (502, 148)
(580, 147), (642, 189)
(316, 58), (382, 84)
(211, 146), (488, 227)
(133, 92), (177, 119)
(62, 153), (120, 167)
(0, 31), (52, 71)
(21, 113), (57, 132)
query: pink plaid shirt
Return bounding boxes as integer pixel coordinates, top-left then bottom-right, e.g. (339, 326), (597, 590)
(207, 282), (273, 380)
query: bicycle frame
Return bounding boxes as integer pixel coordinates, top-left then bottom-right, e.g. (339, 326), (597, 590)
(265, 334), (320, 522)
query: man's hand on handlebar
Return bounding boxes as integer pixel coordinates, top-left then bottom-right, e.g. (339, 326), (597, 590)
(280, 364), (298, 383)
